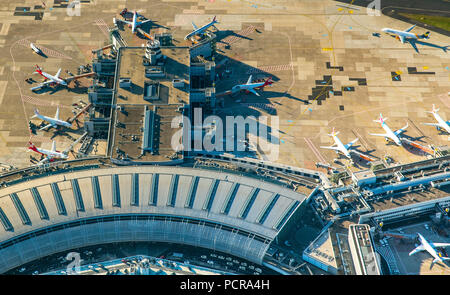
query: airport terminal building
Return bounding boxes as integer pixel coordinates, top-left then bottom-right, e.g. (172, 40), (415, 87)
(0, 164), (307, 273)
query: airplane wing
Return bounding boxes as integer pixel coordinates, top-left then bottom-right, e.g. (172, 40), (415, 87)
(431, 243), (450, 248)
(370, 133), (389, 138)
(409, 245), (425, 256)
(405, 24), (416, 32)
(344, 138), (358, 150)
(192, 21), (198, 30)
(120, 19), (133, 25)
(36, 157), (50, 166)
(246, 75), (253, 85)
(394, 123), (408, 136)
(320, 145), (340, 151)
(248, 88), (260, 96)
(422, 122), (440, 127)
(39, 123), (55, 131)
(31, 80), (53, 91)
(55, 69), (62, 79)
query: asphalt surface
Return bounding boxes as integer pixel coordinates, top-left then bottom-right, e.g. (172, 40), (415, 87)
(334, 0), (450, 36)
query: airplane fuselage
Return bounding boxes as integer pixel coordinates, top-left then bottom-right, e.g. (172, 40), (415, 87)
(38, 71), (67, 86)
(30, 43), (41, 54)
(433, 112), (450, 133)
(37, 114), (72, 128)
(381, 122), (402, 145)
(332, 135), (351, 158)
(185, 21), (217, 40)
(131, 11), (138, 33)
(29, 146), (67, 160)
(382, 28), (419, 42)
(418, 233), (446, 264)
(232, 81), (267, 93)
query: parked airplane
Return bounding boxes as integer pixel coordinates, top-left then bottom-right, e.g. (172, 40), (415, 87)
(409, 233), (450, 268)
(31, 107), (72, 131)
(184, 16), (219, 40)
(381, 25), (430, 53)
(30, 43), (42, 55)
(320, 128), (375, 162)
(320, 128), (358, 159)
(231, 75), (273, 96)
(422, 104), (450, 134)
(28, 141), (69, 165)
(115, 9), (151, 34)
(370, 113), (408, 146)
(31, 65), (67, 91)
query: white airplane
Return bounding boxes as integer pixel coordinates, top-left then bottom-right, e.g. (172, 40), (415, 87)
(184, 16), (219, 40)
(370, 113), (408, 146)
(30, 43), (42, 55)
(31, 107), (72, 131)
(231, 75), (273, 96)
(28, 141), (69, 165)
(409, 233), (450, 268)
(31, 65), (67, 91)
(320, 128), (359, 159)
(381, 25), (430, 53)
(115, 9), (151, 34)
(422, 104), (450, 134)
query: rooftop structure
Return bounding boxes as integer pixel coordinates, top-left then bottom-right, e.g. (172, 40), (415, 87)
(0, 165), (306, 273)
(313, 155), (450, 222)
(359, 195), (450, 226)
(45, 255), (233, 275)
(115, 46), (190, 105)
(104, 43), (190, 163)
(108, 104), (184, 163)
(302, 228), (338, 274)
(348, 224), (381, 275)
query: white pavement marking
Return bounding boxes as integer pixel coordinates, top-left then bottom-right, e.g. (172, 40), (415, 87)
(246, 63), (293, 74)
(0, 81), (7, 105)
(95, 19), (110, 39)
(22, 95), (72, 109)
(304, 137), (327, 163)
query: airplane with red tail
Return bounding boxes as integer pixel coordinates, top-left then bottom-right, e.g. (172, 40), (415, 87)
(231, 75), (273, 96)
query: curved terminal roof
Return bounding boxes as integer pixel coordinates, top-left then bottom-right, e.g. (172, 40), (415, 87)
(0, 166), (306, 272)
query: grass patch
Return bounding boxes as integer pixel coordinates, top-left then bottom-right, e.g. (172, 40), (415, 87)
(398, 13), (450, 32)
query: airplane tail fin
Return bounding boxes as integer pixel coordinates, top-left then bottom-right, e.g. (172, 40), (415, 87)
(327, 127), (339, 137)
(373, 113), (387, 124)
(421, 31), (430, 39)
(31, 108), (40, 119)
(262, 77), (273, 87)
(28, 142), (38, 152)
(432, 104), (439, 113)
(35, 65), (43, 75)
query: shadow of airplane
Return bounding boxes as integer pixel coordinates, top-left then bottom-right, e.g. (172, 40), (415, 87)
(215, 30), (253, 45)
(408, 38), (449, 53)
(401, 134), (427, 143)
(140, 20), (171, 32)
(385, 33), (449, 53)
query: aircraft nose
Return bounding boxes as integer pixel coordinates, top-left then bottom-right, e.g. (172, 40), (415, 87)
(381, 28), (387, 32)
